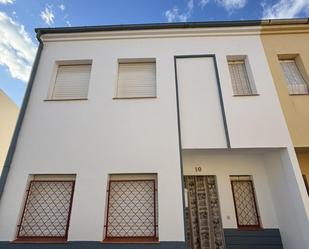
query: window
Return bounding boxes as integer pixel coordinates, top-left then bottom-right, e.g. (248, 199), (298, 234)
(50, 63), (91, 100)
(303, 174), (309, 195)
(16, 175), (75, 241)
(116, 60), (156, 98)
(227, 57), (257, 96)
(230, 176), (260, 229)
(279, 59), (308, 94)
(104, 174), (158, 242)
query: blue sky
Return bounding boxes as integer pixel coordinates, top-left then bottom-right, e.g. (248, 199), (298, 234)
(0, 0), (309, 106)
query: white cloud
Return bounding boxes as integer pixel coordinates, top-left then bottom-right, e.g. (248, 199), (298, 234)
(188, 0), (194, 10)
(262, 0), (309, 19)
(199, 0), (210, 8)
(40, 6), (54, 26)
(215, 0), (247, 11)
(59, 4), (65, 11)
(0, 0), (15, 4)
(0, 12), (36, 82)
(66, 20), (71, 26)
(164, 0), (194, 22)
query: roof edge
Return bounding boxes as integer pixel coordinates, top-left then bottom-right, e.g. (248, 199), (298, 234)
(35, 18), (309, 39)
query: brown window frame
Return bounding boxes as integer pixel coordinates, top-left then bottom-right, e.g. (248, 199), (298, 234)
(104, 179), (158, 243)
(303, 174), (309, 196)
(231, 178), (261, 230)
(16, 180), (75, 242)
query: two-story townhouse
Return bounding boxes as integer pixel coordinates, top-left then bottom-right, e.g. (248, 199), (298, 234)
(0, 90), (18, 172)
(261, 18), (309, 199)
(0, 19), (308, 249)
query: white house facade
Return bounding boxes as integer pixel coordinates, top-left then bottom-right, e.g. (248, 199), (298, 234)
(0, 20), (308, 249)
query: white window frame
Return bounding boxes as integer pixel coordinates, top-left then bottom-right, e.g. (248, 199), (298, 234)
(114, 58), (157, 99)
(47, 60), (92, 101)
(227, 55), (258, 96)
(279, 56), (309, 95)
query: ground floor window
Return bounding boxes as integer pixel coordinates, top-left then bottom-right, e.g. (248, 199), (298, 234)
(104, 174), (158, 242)
(16, 175), (75, 241)
(230, 175), (261, 229)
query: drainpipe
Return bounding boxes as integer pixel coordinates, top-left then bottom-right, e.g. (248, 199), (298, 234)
(0, 32), (44, 202)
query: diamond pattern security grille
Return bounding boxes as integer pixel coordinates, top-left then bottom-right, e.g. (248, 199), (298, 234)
(231, 180), (260, 227)
(17, 181), (75, 239)
(106, 180), (157, 238)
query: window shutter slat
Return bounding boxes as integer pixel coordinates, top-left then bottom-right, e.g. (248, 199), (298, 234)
(52, 64), (91, 99)
(117, 62), (156, 98)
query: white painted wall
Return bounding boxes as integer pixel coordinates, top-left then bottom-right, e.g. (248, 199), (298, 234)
(264, 149), (309, 249)
(0, 27), (307, 248)
(176, 57), (227, 149)
(0, 39), (186, 242)
(182, 149), (279, 229)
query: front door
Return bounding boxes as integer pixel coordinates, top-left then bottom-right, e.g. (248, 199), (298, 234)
(184, 176), (225, 249)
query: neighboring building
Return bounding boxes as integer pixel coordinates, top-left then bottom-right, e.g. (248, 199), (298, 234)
(261, 20), (309, 198)
(0, 90), (18, 171)
(0, 19), (308, 249)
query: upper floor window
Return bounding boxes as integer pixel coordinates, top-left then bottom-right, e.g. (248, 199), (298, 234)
(279, 57), (308, 95)
(116, 59), (156, 98)
(16, 175), (75, 241)
(227, 56), (257, 96)
(230, 175), (261, 229)
(49, 63), (92, 100)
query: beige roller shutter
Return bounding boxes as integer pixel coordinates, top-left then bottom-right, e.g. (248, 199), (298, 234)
(52, 64), (91, 100)
(116, 62), (156, 98)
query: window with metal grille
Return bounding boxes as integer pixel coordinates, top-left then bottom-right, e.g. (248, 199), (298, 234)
(280, 59), (308, 95)
(17, 177), (75, 241)
(228, 59), (257, 96)
(50, 64), (91, 100)
(116, 61), (156, 98)
(230, 176), (260, 229)
(104, 175), (158, 242)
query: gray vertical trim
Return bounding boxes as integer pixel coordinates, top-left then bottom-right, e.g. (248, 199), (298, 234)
(213, 55), (230, 148)
(173, 57), (188, 248)
(173, 54), (231, 248)
(174, 54), (231, 149)
(0, 41), (44, 202)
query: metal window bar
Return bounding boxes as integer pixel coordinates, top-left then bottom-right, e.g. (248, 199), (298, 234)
(231, 180), (260, 229)
(280, 60), (309, 95)
(105, 179), (157, 240)
(17, 180), (75, 240)
(228, 60), (255, 96)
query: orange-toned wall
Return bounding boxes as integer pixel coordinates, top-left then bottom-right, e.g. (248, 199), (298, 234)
(261, 25), (309, 148)
(297, 151), (309, 180)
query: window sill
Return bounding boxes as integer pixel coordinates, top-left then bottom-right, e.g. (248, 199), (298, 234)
(237, 226), (263, 231)
(232, 94), (259, 97)
(113, 96), (157, 100)
(44, 98), (88, 101)
(288, 93), (309, 96)
(103, 237), (159, 244)
(13, 238), (68, 243)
